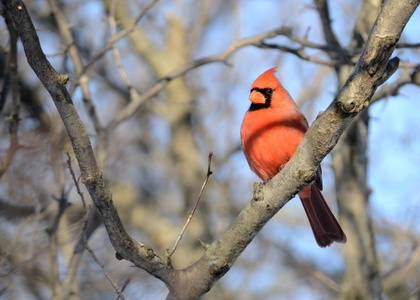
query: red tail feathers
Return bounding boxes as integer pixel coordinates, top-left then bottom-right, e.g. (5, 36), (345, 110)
(300, 185), (347, 247)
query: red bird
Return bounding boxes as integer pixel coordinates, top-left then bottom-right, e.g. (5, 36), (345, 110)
(240, 68), (346, 247)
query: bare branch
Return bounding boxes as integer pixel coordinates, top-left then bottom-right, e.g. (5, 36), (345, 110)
(0, 8), (22, 179)
(371, 69), (420, 103)
(83, 207), (125, 300)
(116, 279), (131, 300)
(314, 0), (341, 48)
(166, 152), (213, 260)
(48, 0), (102, 134)
(257, 41), (354, 67)
(108, 0), (134, 91)
(66, 152), (87, 209)
(397, 42), (420, 48)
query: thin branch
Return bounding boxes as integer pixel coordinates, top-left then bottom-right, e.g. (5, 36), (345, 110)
(257, 41), (354, 67)
(397, 42), (420, 48)
(83, 207), (125, 300)
(285, 32), (360, 56)
(68, 0), (159, 95)
(66, 152), (87, 209)
(0, 8), (22, 179)
(166, 152), (213, 260)
(48, 0), (102, 134)
(313, 0), (348, 76)
(313, 0), (341, 48)
(371, 68), (420, 104)
(108, 0), (133, 90)
(116, 278), (131, 300)
(106, 0), (143, 113)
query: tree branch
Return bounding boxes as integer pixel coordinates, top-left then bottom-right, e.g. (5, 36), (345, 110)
(2, 0), (169, 283)
(314, 0), (341, 49)
(166, 152), (213, 260)
(0, 7), (22, 179)
(371, 68), (420, 103)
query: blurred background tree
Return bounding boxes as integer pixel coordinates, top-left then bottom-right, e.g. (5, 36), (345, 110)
(0, 0), (419, 299)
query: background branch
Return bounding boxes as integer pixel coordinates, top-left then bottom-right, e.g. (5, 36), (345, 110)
(0, 8), (21, 179)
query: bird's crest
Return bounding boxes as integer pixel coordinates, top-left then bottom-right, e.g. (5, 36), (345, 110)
(251, 67), (280, 90)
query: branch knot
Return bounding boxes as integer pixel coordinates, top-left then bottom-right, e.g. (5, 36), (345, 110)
(296, 167), (317, 186)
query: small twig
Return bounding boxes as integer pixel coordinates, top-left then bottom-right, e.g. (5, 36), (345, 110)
(397, 42), (420, 49)
(83, 207), (125, 300)
(166, 152), (214, 260)
(116, 278), (131, 300)
(66, 152), (86, 210)
(108, 0), (139, 102)
(257, 41), (355, 67)
(108, 0), (131, 88)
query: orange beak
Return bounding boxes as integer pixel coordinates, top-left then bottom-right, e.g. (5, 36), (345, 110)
(249, 90), (266, 104)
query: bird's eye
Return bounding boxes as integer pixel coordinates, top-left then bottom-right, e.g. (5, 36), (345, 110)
(265, 88), (273, 95)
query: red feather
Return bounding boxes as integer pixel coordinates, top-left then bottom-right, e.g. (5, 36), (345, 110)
(241, 68), (346, 247)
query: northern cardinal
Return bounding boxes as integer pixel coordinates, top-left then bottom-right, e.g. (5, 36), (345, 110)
(240, 68), (346, 247)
